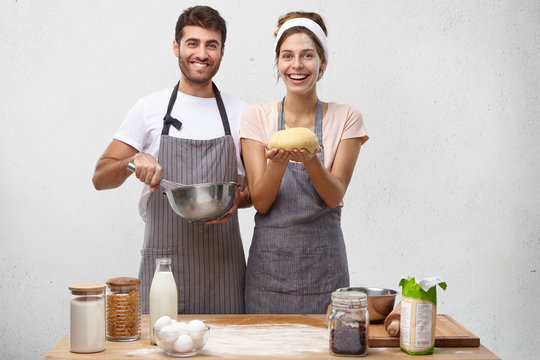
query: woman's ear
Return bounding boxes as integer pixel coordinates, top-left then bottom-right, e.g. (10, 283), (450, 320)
(318, 60), (327, 80)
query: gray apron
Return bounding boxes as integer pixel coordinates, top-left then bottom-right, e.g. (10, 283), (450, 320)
(245, 99), (350, 314)
(139, 82), (245, 314)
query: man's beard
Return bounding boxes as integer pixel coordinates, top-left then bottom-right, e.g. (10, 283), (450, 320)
(178, 55), (221, 86)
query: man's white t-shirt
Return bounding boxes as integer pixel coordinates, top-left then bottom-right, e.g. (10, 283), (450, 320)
(114, 87), (250, 221)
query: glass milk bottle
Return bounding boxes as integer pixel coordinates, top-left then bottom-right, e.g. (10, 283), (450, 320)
(69, 284), (106, 353)
(149, 258), (178, 345)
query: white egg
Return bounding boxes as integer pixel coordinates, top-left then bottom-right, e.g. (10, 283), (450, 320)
(191, 334), (204, 349)
(188, 319), (206, 334)
(153, 315), (172, 332)
(171, 321), (190, 335)
(159, 324), (179, 343)
(173, 334), (194, 353)
(160, 338), (175, 353)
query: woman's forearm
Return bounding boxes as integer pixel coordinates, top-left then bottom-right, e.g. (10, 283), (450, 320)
(303, 138), (363, 208)
(250, 161), (287, 213)
(303, 157), (346, 208)
(242, 138), (290, 214)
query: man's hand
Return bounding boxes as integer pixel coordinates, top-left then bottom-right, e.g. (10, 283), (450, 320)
(204, 185), (244, 225)
(132, 153), (162, 192)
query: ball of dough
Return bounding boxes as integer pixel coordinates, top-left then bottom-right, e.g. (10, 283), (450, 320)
(267, 127), (319, 153)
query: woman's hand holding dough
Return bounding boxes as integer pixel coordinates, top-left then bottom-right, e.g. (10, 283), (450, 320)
(289, 148), (319, 163)
(265, 147), (291, 163)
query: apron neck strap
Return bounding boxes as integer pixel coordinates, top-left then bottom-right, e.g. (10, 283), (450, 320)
(278, 97), (324, 161)
(161, 81), (231, 136)
(212, 82), (231, 136)
(162, 82), (182, 135)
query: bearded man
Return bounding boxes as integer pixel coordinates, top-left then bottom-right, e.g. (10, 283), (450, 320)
(92, 5), (250, 315)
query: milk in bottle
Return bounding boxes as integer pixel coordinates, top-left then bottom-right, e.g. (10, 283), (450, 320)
(149, 258), (178, 344)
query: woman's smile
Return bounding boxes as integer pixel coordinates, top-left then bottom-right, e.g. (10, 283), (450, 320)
(288, 73), (309, 80)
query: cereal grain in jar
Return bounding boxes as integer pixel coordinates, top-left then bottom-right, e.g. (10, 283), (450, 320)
(106, 277), (141, 341)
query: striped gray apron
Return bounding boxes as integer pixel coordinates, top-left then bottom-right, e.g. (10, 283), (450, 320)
(245, 99), (350, 314)
(139, 82), (245, 314)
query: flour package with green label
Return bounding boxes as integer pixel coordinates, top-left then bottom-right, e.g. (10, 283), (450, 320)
(399, 276), (447, 355)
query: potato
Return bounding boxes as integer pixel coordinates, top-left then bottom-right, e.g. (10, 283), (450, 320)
(267, 127), (319, 153)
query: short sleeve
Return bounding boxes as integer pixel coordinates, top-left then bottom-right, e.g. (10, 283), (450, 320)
(342, 106), (369, 144)
(240, 105), (267, 144)
(113, 98), (147, 152)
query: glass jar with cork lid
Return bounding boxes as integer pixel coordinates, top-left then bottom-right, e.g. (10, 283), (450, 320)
(106, 277), (141, 341)
(69, 284), (106, 353)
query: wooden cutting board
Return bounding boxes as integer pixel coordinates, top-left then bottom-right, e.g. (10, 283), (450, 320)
(369, 314), (480, 347)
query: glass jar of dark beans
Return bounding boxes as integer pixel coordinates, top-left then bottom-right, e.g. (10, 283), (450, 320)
(328, 289), (369, 356)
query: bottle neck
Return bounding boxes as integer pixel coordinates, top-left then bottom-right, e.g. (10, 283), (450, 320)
(154, 258), (173, 273)
(155, 263), (172, 272)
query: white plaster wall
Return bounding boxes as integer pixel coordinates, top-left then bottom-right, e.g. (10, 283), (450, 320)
(1, 1), (538, 359)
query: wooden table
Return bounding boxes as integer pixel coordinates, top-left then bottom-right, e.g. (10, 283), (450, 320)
(44, 314), (500, 359)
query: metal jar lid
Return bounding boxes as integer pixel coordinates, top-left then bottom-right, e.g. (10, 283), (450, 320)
(331, 289), (368, 309)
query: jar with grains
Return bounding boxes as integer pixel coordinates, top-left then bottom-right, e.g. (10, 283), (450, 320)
(328, 289), (369, 357)
(106, 277), (141, 341)
(69, 284), (106, 353)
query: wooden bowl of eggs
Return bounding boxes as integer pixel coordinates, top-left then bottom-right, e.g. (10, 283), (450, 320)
(154, 316), (210, 357)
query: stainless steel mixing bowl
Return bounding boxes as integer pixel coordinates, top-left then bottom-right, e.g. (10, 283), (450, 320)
(164, 181), (237, 222)
(127, 163), (237, 221)
(336, 287), (398, 323)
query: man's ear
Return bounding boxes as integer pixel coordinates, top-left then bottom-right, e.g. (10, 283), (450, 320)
(173, 40), (179, 58)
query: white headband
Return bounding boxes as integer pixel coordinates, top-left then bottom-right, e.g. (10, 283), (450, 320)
(274, 18), (329, 62)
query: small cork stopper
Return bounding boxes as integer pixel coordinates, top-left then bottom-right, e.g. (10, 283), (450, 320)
(106, 277), (140, 287)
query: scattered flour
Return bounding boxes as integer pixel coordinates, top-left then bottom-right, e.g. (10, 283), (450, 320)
(201, 323), (329, 357)
(126, 347), (162, 357)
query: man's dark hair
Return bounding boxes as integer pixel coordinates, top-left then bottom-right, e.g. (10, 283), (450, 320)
(175, 6), (227, 48)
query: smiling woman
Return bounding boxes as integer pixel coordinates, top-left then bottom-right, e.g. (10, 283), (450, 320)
(239, 11), (369, 315)
(273, 13), (329, 81)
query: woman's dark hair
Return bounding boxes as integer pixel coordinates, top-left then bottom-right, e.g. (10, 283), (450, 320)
(175, 6), (227, 48)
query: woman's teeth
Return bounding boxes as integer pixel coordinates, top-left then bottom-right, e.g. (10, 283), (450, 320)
(289, 74), (308, 80)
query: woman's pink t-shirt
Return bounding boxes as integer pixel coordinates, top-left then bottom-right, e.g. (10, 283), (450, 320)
(240, 102), (368, 170)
